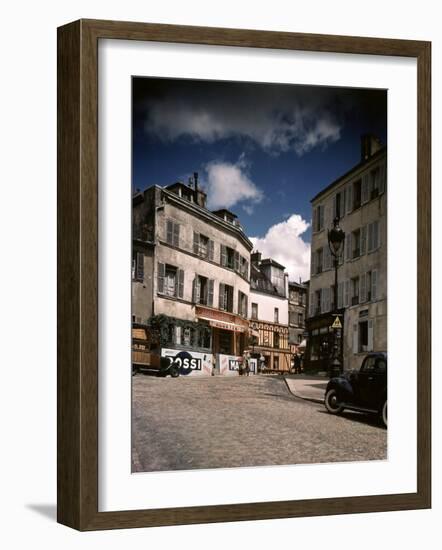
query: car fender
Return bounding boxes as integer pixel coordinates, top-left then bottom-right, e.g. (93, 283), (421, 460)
(326, 378), (355, 402)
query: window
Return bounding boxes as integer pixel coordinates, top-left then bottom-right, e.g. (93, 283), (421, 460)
(166, 219), (180, 247)
(271, 267), (284, 292)
(313, 204), (324, 232)
(353, 179), (362, 210)
(157, 263), (184, 298)
(289, 310), (296, 325)
(238, 290), (248, 317)
(316, 248), (323, 274)
(352, 228), (361, 259)
(298, 312), (303, 326)
(193, 275), (214, 306)
(197, 326), (212, 349)
(273, 356), (279, 370)
(356, 319), (374, 353)
(334, 189), (346, 219)
(351, 277), (359, 306)
(219, 283), (234, 312)
(298, 334), (303, 344)
(132, 251), (144, 281)
(367, 220), (380, 252)
(314, 290), (321, 315)
(239, 255), (249, 278)
(274, 307), (279, 323)
(273, 331), (280, 348)
(193, 232), (214, 261)
(251, 302), (258, 320)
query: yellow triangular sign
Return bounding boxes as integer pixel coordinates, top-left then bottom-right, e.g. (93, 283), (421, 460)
(331, 316), (342, 329)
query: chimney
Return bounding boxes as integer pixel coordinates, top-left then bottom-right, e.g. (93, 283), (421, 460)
(251, 251), (262, 265)
(361, 134), (382, 161)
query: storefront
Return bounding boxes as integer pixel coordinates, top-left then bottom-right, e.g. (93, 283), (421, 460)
(248, 320), (291, 372)
(305, 309), (344, 373)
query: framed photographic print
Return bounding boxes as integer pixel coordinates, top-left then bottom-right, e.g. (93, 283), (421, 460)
(57, 19), (431, 530)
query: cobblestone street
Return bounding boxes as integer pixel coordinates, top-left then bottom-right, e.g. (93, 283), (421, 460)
(132, 374), (387, 473)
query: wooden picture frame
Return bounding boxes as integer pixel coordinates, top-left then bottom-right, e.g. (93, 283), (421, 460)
(57, 19), (431, 530)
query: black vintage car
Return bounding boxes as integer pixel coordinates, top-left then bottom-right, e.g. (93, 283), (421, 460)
(324, 352), (387, 427)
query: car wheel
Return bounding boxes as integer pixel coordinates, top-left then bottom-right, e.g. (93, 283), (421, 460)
(169, 365), (180, 378)
(325, 389), (344, 414)
(382, 400), (387, 427)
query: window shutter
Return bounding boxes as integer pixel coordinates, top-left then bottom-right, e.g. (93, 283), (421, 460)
(311, 249), (316, 276)
(360, 225), (367, 255)
(245, 294), (248, 318)
(173, 223), (180, 247)
(346, 184), (353, 214)
(220, 245), (227, 266)
(338, 282), (344, 309)
(380, 161), (386, 194)
(136, 252), (144, 280)
(341, 188), (346, 218)
(309, 293), (314, 317)
(234, 251), (240, 272)
(361, 173), (369, 204)
(374, 220), (380, 249)
(353, 323), (359, 354)
(208, 240), (214, 261)
(344, 280), (350, 307)
(320, 288), (326, 313)
(367, 222), (374, 251)
(367, 320), (374, 351)
(157, 262), (165, 294)
(166, 219), (173, 244)
(319, 205), (324, 230)
(360, 273), (367, 303)
(345, 232), (352, 261)
(193, 276), (200, 303)
(219, 283), (225, 310)
(312, 207), (317, 232)
(371, 269), (378, 301)
(244, 259), (249, 279)
(207, 279), (214, 307)
(177, 269), (184, 299)
(193, 232), (200, 255)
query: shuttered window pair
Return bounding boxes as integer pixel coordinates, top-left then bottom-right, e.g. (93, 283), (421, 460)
(192, 276), (214, 306)
(353, 320), (374, 353)
(166, 219), (180, 247)
(312, 205), (324, 232)
(219, 283), (234, 312)
(157, 262), (184, 299)
(238, 291), (248, 317)
(367, 220), (380, 252)
(193, 232), (215, 261)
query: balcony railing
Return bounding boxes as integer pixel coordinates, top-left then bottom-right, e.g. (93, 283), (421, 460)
(351, 296), (359, 306)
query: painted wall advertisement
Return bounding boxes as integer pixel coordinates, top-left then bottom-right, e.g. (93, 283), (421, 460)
(161, 348), (213, 376)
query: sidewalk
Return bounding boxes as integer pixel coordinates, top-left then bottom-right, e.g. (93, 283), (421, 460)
(283, 374), (329, 404)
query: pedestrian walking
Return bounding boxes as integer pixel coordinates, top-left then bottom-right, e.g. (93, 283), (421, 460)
(293, 353), (301, 374)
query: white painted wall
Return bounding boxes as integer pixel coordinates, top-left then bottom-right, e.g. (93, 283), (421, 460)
(249, 290), (289, 325)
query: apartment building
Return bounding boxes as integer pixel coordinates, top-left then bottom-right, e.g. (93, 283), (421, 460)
(249, 252), (291, 372)
(132, 174), (253, 376)
(306, 135), (387, 372)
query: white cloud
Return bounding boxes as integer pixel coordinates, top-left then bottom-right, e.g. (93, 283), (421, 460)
(204, 156), (263, 210)
(144, 87), (341, 156)
(250, 215), (311, 281)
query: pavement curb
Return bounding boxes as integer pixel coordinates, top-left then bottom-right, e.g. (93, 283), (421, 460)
(282, 377), (325, 405)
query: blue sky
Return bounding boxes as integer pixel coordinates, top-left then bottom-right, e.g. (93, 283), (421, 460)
(132, 78), (386, 280)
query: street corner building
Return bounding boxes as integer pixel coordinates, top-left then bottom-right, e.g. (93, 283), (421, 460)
(249, 254), (305, 373)
(306, 135), (387, 372)
(132, 174), (253, 376)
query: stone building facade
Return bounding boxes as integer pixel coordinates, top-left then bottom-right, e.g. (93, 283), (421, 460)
(249, 253), (291, 372)
(306, 135), (387, 372)
(288, 280), (308, 350)
(132, 177), (253, 376)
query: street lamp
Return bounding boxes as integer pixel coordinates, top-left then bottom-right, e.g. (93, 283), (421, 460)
(327, 216), (345, 377)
